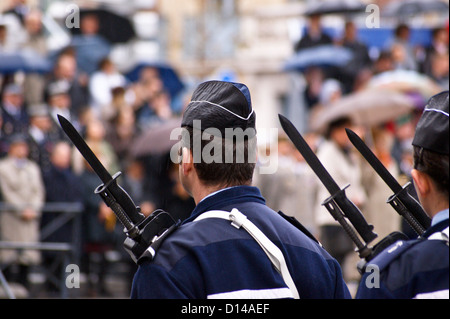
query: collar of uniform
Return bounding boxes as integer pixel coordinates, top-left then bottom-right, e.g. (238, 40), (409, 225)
(183, 185), (265, 224)
(198, 186), (238, 204)
(423, 212), (449, 239)
(431, 208), (449, 227)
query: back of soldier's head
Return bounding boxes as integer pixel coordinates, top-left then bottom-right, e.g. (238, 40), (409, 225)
(412, 91), (449, 197)
(180, 81), (257, 187)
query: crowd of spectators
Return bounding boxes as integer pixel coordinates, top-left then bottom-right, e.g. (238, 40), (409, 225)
(0, 4), (193, 297)
(297, 18), (449, 109)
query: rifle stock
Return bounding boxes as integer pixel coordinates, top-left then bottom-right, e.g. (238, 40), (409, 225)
(58, 115), (179, 264)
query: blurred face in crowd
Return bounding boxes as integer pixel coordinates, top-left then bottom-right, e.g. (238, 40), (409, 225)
(344, 22), (357, 42)
(86, 119), (106, 141)
(49, 93), (70, 109)
(333, 127), (351, 149)
(330, 120), (354, 150)
(81, 15), (99, 35)
(9, 141), (29, 159)
(374, 53), (394, 73)
(127, 160), (145, 180)
(55, 54), (77, 80)
(30, 114), (52, 132)
(308, 15), (322, 36)
(391, 44), (407, 65)
(139, 67), (160, 82)
(101, 59), (115, 74)
(431, 53), (449, 78)
(51, 142), (72, 170)
(25, 11), (42, 35)
(434, 28), (449, 46)
(115, 107), (136, 138)
(277, 138), (294, 158)
(396, 26), (410, 41)
(395, 118), (415, 142)
(375, 129), (394, 152)
(3, 92), (23, 108)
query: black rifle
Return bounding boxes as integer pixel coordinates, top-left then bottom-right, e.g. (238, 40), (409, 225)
(345, 128), (431, 235)
(278, 115), (377, 260)
(58, 115), (179, 264)
(278, 115), (411, 273)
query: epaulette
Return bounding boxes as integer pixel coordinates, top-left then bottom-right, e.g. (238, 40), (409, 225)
(366, 239), (422, 272)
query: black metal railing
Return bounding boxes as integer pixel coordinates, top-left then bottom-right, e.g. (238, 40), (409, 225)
(0, 202), (83, 299)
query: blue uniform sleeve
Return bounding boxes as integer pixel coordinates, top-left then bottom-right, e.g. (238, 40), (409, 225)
(333, 260), (353, 299)
(130, 261), (191, 299)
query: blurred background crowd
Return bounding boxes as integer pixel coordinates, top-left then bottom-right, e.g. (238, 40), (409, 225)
(0, 0), (448, 298)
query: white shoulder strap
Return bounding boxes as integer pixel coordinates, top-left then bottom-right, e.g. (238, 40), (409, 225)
(194, 208), (300, 299)
(428, 226), (449, 244)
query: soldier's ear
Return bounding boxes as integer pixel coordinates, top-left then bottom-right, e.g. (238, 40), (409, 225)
(411, 168), (431, 198)
(181, 147), (193, 176)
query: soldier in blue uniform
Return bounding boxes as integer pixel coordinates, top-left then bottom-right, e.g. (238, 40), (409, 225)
(131, 80), (351, 299)
(356, 91), (449, 299)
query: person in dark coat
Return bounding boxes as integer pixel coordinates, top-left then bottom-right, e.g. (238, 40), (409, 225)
(27, 104), (62, 174)
(131, 80), (351, 299)
(45, 50), (90, 119)
(40, 141), (83, 294)
(339, 21), (372, 93)
(70, 14), (111, 76)
(78, 147), (122, 296)
(356, 91), (449, 299)
(294, 14), (333, 52)
(41, 141), (83, 239)
(0, 84), (29, 138)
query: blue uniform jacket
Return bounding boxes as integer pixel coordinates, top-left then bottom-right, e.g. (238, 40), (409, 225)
(356, 218), (449, 299)
(131, 186), (351, 299)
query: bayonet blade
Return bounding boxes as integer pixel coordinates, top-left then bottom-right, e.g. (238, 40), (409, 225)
(58, 115), (112, 184)
(279, 114), (341, 195)
(346, 128), (430, 232)
(346, 128), (402, 194)
(58, 114), (145, 226)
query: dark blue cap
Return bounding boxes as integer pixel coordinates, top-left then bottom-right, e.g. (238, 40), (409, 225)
(412, 90), (449, 155)
(181, 80), (256, 137)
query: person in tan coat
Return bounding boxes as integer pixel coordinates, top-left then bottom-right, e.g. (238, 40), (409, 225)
(0, 134), (45, 288)
(314, 117), (367, 279)
(360, 126), (402, 240)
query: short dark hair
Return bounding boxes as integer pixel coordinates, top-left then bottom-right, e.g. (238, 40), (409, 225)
(181, 126), (256, 188)
(413, 146), (449, 197)
(325, 117), (352, 139)
(395, 24), (409, 37)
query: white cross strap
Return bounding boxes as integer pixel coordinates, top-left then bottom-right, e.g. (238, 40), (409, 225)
(194, 208), (300, 299)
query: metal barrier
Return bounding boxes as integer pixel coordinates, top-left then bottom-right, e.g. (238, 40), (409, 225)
(0, 202), (83, 299)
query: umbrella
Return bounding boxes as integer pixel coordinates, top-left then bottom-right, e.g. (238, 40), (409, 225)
(309, 89), (415, 133)
(366, 70), (443, 100)
(383, 0), (449, 17)
(0, 50), (52, 74)
(130, 118), (182, 158)
(69, 8), (136, 44)
(125, 61), (185, 99)
(283, 45), (353, 72)
(304, 0), (366, 16)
